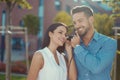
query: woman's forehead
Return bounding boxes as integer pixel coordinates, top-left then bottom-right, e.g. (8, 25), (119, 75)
(55, 26), (67, 31)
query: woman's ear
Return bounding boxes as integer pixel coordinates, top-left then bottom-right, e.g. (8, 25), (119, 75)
(49, 32), (53, 38)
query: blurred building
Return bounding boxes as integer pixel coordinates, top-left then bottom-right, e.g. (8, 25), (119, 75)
(0, 0), (115, 51)
(0, 0), (39, 51)
(43, 0), (81, 35)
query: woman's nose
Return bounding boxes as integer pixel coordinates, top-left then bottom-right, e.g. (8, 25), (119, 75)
(62, 35), (67, 39)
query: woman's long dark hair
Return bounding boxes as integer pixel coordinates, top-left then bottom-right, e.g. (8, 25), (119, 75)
(41, 22), (68, 53)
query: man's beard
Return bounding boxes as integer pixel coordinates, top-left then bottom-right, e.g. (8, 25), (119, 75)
(79, 27), (88, 38)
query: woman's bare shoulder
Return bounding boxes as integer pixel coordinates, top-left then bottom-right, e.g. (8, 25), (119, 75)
(31, 51), (44, 69)
(33, 51), (43, 59)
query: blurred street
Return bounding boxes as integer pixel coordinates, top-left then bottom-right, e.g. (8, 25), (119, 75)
(1, 50), (28, 63)
(11, 50), (26, 62)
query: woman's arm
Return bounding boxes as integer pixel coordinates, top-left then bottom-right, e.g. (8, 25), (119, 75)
(27, 52), (44, 80)
(65, 41), (77, 80)
(67, 51), (77, 80)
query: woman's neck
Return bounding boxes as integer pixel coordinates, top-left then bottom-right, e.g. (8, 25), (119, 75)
(48, 44), (57, 55)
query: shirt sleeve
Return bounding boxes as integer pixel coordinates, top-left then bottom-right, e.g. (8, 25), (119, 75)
(74, 39), (117, 74)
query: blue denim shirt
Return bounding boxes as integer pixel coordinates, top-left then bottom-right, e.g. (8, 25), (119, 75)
(74, 31), (117, 80)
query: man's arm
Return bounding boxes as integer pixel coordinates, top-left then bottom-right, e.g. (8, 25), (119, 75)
(74, 39), (117, 74)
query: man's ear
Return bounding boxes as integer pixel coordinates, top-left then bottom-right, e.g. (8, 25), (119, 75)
(89, 16), (94, 24)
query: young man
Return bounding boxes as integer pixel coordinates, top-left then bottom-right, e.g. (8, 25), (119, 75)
(70, 5), (117, 80)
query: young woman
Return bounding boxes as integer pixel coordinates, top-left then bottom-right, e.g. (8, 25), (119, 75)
(27, 23), (77, 80)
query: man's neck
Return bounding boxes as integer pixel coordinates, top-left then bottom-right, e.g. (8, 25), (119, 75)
(82, 30), (94, 46)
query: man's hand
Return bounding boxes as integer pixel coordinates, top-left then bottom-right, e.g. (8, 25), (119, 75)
(71, 31), (80, 48)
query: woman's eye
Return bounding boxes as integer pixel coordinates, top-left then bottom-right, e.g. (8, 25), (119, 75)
(58, 32), (62, 34)
(58, 31), (66, 36)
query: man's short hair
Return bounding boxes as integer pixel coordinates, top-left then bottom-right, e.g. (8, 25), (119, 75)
(71, 5), (94, 17)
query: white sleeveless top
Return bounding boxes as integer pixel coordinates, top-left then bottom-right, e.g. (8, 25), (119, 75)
(37, 47), (67, 80)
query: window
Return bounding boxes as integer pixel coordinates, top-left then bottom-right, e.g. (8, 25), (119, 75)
(19, 20), (24, 27)
(12, 37), (25, 50)
(74, 0), (78, 2)
(1, 10), (6, 35)
(92, 0), (102, 1)
(55, 0), (61, 10)
(39, 0), (44, 6)
(66, 5), (71, 14)
(38, 0), (44, 38)
(18, 5), (22, 9)
(2, 10), (6, 27)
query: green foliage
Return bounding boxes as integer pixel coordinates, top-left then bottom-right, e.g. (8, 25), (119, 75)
(23, 14), (40, 35)
(111, 13), (120, 19)
(54, 11), (74, 35)
(0, 0), (32, 25)
(0, 0), (32, 9)
(16, 0), (32, 9)
(103, 0), (120, 13)
(94, 13), (114, 36)
(54, 11), (72, 26)
(117, 50), (120, 54)
(0, 74), (26, 80)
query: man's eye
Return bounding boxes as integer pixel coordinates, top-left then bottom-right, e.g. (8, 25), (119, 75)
(78, 20), (82, 23)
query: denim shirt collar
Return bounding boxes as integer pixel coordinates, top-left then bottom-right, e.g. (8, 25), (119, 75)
(93, 31), (99, 41)
(80, 31), (99, 44)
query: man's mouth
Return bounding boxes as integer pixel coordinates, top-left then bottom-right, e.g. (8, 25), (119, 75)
(78, 27), (83, 31)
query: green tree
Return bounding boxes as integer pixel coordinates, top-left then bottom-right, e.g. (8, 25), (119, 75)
(23, 14), (40, 35)
(102, 0), (120, 24)
(54, 11), (72, 26)
(94, 13), (114, 36)
(0, 0), (32, 80)
(103, 0), (120, 13)
(54, 11), (74, 35)
(0, 0), (32, 25)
